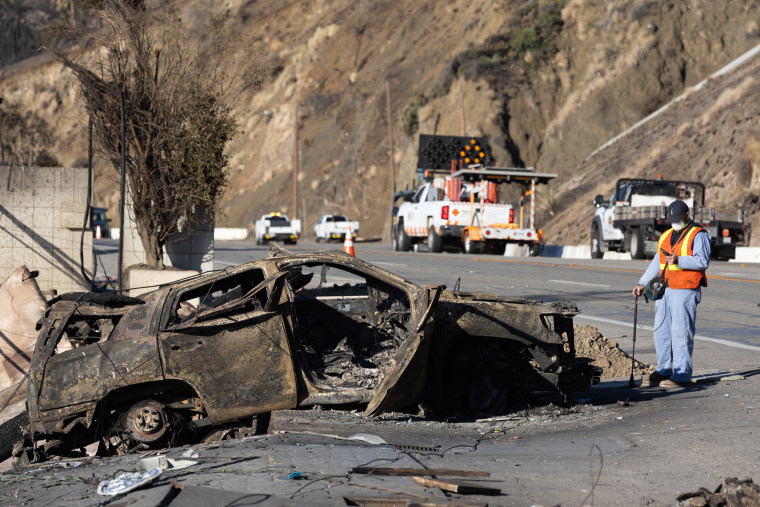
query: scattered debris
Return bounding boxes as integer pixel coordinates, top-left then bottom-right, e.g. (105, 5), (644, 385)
(345, 496), (487, 506)
(720, 375), (746, 382)
(351, 467), (489, 478)
(97, 467), (162, 496)
(0, 266), (46, 407)
(413, 476), (501, 496)
(140, 455), (197, 471)
(574, 325), (655, 378)
(677, 477), (760, 506)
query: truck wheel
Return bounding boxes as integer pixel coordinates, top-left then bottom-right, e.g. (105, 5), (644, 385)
(463, 235), (479, 254)
(428, 227), (443, 253)
(590, 223), (603, 259)
(630, 229), (645, 259)
(397, 222), (411, 252)
(315, 236), (321, 243)
(529, 243), (541, 257)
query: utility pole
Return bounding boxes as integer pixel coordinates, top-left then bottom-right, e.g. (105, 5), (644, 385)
(458, 78), (466, 136)
(292, 89), (300, 220)
(117, 84), (126, 293)
(0, 97), (4, 162)
(385, 80), (396, 194)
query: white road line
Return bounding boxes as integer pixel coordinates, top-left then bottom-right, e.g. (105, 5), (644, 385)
(576, 314), (760, 352)
(374, 262), (408, 267)
(548, 279), (610, 288)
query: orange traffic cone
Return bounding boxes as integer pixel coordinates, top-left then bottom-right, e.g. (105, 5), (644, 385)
(343, 226), (355, 257)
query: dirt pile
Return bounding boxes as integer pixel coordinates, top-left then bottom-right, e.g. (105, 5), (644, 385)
(574, 324), (653, 378)
(677, 477), (760, 507)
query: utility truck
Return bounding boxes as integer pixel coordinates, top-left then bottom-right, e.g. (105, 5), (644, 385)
(393, 136), (556, 255)
(591, 178), (751, 260)
(314, 214), (360, 242)
(254, 212), (300, 245)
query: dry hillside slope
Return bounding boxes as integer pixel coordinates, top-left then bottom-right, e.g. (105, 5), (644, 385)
(1, 0), (759, 245)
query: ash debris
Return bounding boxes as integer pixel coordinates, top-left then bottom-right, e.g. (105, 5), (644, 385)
(678, 477), (760, 507)
(574, 324), (654, 378)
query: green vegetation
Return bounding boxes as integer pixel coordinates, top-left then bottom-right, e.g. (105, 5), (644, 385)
(402, 102), (419, 137)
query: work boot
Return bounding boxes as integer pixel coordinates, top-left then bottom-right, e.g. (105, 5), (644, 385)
(640, 372), (669, 386)
(659, 379), (694, 389)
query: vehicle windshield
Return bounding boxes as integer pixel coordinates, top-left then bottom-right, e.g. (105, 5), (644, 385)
(328, 215), (347, 222)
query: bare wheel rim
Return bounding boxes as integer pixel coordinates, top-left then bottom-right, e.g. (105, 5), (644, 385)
(126, 400), (169, 443)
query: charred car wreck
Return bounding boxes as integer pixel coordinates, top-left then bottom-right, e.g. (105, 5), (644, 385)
(16, 247), (599, 461)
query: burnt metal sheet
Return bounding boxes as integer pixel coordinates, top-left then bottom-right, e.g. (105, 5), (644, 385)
(365, 286), (442, 417)
(159, 311), (297, 424)
(38, 339), (162, 411)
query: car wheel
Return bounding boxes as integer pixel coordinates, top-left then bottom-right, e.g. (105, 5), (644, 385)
(630, 229), (645, 259)
(398, 222), (411, 251)
(428, 226), (443, 253)
(123, 399), (171, 445)
(315, 236), (321, 243)
(590, 223), (603, 259)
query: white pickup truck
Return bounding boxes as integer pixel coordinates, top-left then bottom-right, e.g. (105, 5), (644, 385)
(314, 214), (359, 242)
(393, 167), (555, 254)
(254, 213), (301, 245)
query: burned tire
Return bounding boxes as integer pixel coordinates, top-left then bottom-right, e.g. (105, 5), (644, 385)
(397, 222), (411, 252)
(590, 223), (603, 259)
(123, 399), (172, 446)
(428, 226), (443, 253)
(630, 229), (645, 259)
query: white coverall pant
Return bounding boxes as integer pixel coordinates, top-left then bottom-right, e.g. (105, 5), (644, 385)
(653, 286), (700, 382)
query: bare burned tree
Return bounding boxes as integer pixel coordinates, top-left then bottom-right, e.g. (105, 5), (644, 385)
(50, 0), (264, 267)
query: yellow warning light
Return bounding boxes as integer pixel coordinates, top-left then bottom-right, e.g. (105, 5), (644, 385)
(470, 139), (476, 144)
(475, 145), (480, 151)
(460, 151), (466, 157)
(465, 157), (471, 163)
(479, 152), (485, 158)
(474, 158), (480, 163)
(465, 145), (471, 151)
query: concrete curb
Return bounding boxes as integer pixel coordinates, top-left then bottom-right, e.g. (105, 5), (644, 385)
(730, 247), (760, 263)
(110, 228), (249, 241)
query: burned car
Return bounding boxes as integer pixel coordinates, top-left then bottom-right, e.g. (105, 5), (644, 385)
(16, 247), (599, 460)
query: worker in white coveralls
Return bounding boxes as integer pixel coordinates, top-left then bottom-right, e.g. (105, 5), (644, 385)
(632, 199), (711, 388)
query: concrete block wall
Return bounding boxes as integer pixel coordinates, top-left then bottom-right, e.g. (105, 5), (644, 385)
(0, 165), (92, 294)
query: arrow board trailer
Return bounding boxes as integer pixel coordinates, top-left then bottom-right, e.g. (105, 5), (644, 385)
(393, 166), (557, 255)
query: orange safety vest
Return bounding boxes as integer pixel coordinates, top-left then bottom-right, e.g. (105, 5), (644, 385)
(657, 225), (708, 289)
